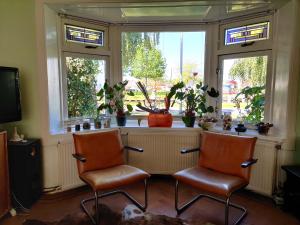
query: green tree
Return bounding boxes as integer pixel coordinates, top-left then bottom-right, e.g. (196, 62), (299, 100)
(172, 63), (203, 85)
(131, 42), (166, 84)
(122, 32), (160, 73)
(66, 57), (100, 118)
(229, 56), (267, 86)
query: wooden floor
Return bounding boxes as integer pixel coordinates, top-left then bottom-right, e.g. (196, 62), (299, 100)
(1, 176), (299, 225)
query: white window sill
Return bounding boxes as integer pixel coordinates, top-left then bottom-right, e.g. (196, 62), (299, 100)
(50, 119), (284, 143)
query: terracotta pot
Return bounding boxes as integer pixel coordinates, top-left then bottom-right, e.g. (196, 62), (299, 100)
(148, 113), (173, 127)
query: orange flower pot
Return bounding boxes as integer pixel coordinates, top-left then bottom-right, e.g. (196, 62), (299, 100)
(148, 113), (173, 127)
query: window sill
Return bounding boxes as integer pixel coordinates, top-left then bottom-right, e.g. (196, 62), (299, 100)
(50, 120), (284, 143)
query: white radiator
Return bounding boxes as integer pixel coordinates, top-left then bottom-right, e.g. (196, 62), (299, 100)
(56, 131), (279, 196)
(127, 131), (200, 174)
(127, 131), (279, 196)
(57, 142), (84, 190)
(247, 140), (278, 196)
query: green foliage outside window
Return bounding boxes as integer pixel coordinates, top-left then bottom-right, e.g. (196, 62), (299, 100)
(131, 42), (166, 84)
(66, 57), (100, 118)
(229, 56), (267, 86)
(233, 86), (265, 124)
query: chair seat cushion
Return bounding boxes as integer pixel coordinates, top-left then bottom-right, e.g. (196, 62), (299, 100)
(80, 165), (150, 191)
(173, 167), (248, 197)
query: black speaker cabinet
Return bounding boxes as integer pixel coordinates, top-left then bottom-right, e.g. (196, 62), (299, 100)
(8, 139), (42, 209)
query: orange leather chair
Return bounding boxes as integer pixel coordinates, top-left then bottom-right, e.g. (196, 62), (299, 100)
(73, 130), (150, 225)
(173, 132), (257, 225)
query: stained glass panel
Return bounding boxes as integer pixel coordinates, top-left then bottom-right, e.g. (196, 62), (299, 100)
(225, 22), (270, 46)
(65, 25), (104, 46)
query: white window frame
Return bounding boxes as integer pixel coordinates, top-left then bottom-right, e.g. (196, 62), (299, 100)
(217, 50), (274, 123)
(59, 18), (112, 122)
(120, 25), (208, 119)
(61, 18), (110, 55)
(218, 15), (274, 55)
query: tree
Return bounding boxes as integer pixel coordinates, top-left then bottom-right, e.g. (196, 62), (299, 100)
(131, 42), (166, 85)
(172, 63), (203, 86)
(122, 32), (160, 74)
(229, 56), (267, 86)
(66, 57), (100, 118)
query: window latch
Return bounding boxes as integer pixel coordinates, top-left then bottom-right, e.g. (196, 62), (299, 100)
(241, 42), (255, 47)
(85, 45), (98, 49)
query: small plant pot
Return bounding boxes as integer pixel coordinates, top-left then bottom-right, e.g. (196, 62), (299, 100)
(94, 120), (101, 129)
(256, 122), (273, 135)
(257, 126), (269, 135)
(116, 116), (127, 127)
(182, 116), (196, 128)
(148, 113), (173, 127)
(199, 121), (216, 130)
(235, 123), (247, 132)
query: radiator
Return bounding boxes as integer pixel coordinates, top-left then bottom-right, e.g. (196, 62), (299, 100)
(127, 132), (279, 196)
(57, 142), (84, 190)
(56, 131), (279, 196)
(127, 131), (200, 174)
(247, 139), (278, 196)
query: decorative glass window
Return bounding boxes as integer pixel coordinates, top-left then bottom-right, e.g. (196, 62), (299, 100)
(65, 25), (104, 46)
(225, 22), (270, 46)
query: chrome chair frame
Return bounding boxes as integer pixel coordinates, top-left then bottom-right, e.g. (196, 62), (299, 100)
(175, 179), (247, 225)
(82, 178), (148, 225)
(175, 147), (257, 225)
(73, 145), (149, 225)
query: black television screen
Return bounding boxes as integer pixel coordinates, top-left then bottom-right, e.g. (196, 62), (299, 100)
(0, 67), (22, 123)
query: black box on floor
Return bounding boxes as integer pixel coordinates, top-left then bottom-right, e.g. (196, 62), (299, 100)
(282, 165), (300, 218)
(8, 139), (42, 209)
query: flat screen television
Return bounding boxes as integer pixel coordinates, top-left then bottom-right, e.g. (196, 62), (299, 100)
(0, 66), (22, 123)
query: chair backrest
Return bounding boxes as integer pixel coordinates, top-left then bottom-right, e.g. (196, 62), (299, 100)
(73, 130), (124, 174)
(199, 132), (257, 181)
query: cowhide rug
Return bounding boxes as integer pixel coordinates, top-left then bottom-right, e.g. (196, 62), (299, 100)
(23, 204), (215, 225)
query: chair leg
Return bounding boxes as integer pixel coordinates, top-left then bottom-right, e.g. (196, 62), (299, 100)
(175, 179), (247, 225)
(225, 196), (230, 225)
(95, 191), (99, 225)
(81, 178), (148, 224)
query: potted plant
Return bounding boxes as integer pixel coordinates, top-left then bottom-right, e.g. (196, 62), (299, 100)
(233, 85), (272, 133)
(233, 86), (265, 125)
(136, 81), (184, 127)
(256, 122), (273, 135)
(198, 116), (218, 130)
(97, 80), (134, 126)
(175, 82), (219, 127)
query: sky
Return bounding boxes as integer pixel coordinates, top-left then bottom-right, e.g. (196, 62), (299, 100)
(157, 32), (206, 80)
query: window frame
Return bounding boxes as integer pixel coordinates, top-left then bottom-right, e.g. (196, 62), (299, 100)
(61, 18), (110, 55)
(218, 15), (273, 55)
(217, 50), (274, 123)
(119, 25), (208, 119)
(61, 52), (110, 121)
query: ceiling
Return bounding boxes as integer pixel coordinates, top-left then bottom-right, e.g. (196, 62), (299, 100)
(47, 0), (289, 24)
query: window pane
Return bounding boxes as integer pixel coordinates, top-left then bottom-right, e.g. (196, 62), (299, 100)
(221, 56), (267, 122)
(66, 56), (106, 118)
(65, 25), (104, 46)
(225, 22), (270, 45)
(122, 31), (206, 115)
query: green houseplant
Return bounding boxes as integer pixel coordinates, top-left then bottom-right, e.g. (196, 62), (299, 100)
(233, 86), (265, 125)
(175, 82), (219, 127)
(136, 81), (185, 127)
(97, 80), (134, 126)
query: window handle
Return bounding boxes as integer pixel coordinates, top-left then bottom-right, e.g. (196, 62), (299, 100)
(85, 45), (98, 49)
(241, 41), (255, 47)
